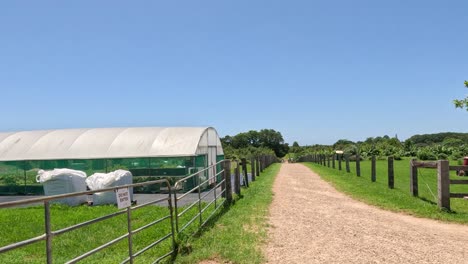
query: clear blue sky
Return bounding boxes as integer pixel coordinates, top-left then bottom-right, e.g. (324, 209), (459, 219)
(1, 1), (467, 145)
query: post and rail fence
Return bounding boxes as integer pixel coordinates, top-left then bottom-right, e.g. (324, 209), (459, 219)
(300, 153), (468, 211)
(410, 160), (468, 210)
(300, 154), (398, 188)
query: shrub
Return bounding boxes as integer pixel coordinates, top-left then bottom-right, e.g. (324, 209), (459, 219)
(437, 153), (449, 160)
(417, 149), (437, 160)
(349, 155), (362, 161)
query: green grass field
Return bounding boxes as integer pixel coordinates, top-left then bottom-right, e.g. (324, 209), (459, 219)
(304, 158), (468, 224)
(0, 163), (280, 263)
(0, 204), (178, 264)
(174, 163), (280, 264)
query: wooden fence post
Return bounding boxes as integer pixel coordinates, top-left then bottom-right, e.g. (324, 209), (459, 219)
(241, 158), (249, 188)
(260, 156), (264, 173)
(338, 154), (342, 171)
(388, 156), (394, 189)
(345, 154), (350, 173)
(371, 156), (376, 182)
(437, 160), (450, 210)
(251, 158), (256, 182)
(410, 158), (418, 196)
(356, 154), (361, 177)
(332, 154), (336, 169)
(234, 162), (241, 195)
(256, 156), (260, 177)
(223, 160), (232, 203)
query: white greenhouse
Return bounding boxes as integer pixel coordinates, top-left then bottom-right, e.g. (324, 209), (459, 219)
(0, 127), (224, 195)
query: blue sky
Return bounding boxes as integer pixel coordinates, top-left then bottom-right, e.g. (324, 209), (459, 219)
(0, 1), (467, 145)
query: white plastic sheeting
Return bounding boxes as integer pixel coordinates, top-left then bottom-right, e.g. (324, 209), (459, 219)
(86, 170), (133, 205)
(36, 169), (88, 206)
(0, 127), (223, 161)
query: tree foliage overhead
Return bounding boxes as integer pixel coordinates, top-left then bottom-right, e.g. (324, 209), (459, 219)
(221, 129), (289, 158)
(453, 80), (468, 111)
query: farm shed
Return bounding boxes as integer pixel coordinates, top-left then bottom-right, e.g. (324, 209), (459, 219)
(0, 127), (224, 195)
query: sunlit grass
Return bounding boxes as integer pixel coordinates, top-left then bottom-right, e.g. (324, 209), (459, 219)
(304, 158), (468, 224)
(174, 163), (280, 264)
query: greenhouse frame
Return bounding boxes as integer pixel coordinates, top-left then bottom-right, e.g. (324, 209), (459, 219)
(0, 127), (224, 195)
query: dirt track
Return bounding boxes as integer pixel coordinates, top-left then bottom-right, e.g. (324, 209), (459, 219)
(265, 163), (468, 263)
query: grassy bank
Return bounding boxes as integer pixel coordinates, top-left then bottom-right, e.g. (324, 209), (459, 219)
(174, 163), (280, 264)
(0, 163), (281, 263)
(0, 204), (176, 263)
(304, 159), (468, 224)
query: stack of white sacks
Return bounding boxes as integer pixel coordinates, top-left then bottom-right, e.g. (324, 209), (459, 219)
(36, 169), (88, 206)
(36, 169), (133, 206)
(86, 170), (133, 205)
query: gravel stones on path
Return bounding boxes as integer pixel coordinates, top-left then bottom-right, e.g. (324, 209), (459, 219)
(265, 163), (468, 263)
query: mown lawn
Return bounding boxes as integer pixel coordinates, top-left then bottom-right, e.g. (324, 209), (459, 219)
(174, 163), (280, 264)
(0, 202), (178, 263)
(0, 163), (281, 263)
(304, 158), (468, 224)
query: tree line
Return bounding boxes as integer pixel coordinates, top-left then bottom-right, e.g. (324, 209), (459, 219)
(221, 129), (289, 159)
(289, 132), (468, 161)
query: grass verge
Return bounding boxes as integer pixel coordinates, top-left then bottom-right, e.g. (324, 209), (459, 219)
(304, 159), (468, 224)
(173, 163), (280, 264)
(0, 203), (177, 264)
(0, 164), (281, 263)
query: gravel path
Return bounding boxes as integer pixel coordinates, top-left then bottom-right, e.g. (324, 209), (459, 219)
(265, 163), (468, 263)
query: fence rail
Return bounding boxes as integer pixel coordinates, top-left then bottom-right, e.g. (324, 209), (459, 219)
(410, 160), (468, 210)
(0, 155), (277, 263)
(0, 179), (175, 264)
(304, 154), (468, 211)
(173, 160), (228, 234)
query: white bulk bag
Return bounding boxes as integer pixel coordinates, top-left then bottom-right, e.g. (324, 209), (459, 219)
(36, 169), (88, 206)
(86, 170), (133, 205)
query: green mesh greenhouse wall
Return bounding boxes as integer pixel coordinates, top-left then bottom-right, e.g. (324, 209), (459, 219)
(0, 155), (215, 195)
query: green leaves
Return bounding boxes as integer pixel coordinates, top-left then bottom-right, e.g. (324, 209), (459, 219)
(454, 80), (468, 111)
(221, 129), (289, 157)
(453, 98), (468, 111)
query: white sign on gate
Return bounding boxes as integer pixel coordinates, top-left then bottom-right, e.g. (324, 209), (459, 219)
(116, 188), (131, 209)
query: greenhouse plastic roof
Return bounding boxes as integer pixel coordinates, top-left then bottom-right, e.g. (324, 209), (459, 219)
(0, 127), (224, 161)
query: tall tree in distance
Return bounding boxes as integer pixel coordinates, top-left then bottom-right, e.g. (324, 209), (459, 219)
(221, 129), (289, 157)
(453, 80), (468, 111)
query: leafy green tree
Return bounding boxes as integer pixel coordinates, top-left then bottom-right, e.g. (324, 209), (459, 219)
(220, 135), (233, 147)
(258, 129), (289, 157)
(231, 133), (250, 148)
(453, 80), (468, 110)
(442, 138), (464, 148)
(221, 129), (289, 158)
(333, 139), (354, 150)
